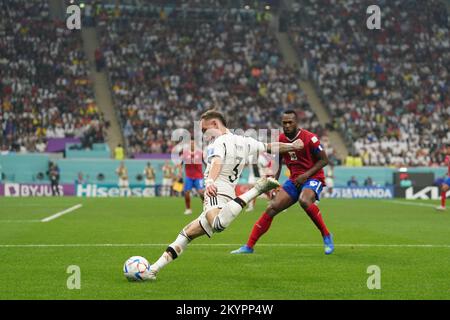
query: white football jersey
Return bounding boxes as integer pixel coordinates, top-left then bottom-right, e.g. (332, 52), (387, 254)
(205, 132), (266, 187)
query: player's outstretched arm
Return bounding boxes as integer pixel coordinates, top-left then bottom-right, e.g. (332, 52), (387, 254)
(267, 140), (303, 154)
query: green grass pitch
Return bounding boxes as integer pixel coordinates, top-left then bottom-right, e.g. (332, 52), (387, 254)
(0, 197), (449, 300)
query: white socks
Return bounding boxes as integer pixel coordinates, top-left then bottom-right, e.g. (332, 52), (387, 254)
(239, 187), (260, 204)
(213, 186), (262, 232)
(151, 230), (190, 273)
(213, 200), (243, 232)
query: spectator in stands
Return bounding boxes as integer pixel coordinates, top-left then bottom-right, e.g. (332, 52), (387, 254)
(288, 0), (449, 167)
(97, 4), (333, 158)
(347, 176), (359, 187)
(95, 48), (105, 72)
(0, 1), (106, 154)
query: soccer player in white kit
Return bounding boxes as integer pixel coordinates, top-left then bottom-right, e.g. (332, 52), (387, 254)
(143, 110), (303, 280)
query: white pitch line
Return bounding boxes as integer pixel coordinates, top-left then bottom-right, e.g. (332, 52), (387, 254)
(0, 243), (449, 248)
(383, 200), (439, 208)
(0, 220), (40, 223)
(41, 204), (83, 222)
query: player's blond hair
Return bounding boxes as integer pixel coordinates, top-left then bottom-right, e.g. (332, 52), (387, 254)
(200, 110), (227, 127)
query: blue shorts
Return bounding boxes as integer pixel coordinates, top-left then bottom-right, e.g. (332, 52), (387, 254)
(443, 177), (450, 187)
(183, 178), (204, 192)
(282, 179), (324, 201)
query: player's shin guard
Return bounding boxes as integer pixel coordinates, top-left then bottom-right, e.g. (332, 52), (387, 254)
(304, 203), (330, 237)
(151, 229), (191, 273)
(247, 212), (273, 249)
(441, 191), (446, 208)
(212, 197), (246, 233)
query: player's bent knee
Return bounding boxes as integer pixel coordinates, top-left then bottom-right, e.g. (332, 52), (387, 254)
(184, 221), (203, 240)
(212, 215), (226, 233)
(265, 204), (280, 217)
(299, 196), (313, 209)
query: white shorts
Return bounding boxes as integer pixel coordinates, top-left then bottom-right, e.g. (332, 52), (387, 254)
(145, 179), (155, 186)
(118, 178), (129, 188)
(197, 181), (236, 237)
(162, 178), (172, 186)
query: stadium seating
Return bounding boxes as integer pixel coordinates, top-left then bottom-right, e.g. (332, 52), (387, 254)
(0, 0), (106, 154)
(96, 3), (326, 156)
(287, 0), (449, 167)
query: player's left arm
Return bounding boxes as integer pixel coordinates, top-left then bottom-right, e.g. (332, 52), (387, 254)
(204, 140), (226, 197)
(274, 154), (283, 180)
(266, 140), (304, 154)
(205, 156), (222, 197)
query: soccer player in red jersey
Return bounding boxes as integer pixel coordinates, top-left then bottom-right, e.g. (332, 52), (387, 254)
(178, 140), (205, 215)
(231, 110), (334, 254)
(436, 154), (450, 211)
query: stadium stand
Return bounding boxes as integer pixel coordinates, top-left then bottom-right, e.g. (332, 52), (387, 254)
(0, 0), (106, 154)
(96, 3), (327, 156)
(287, 0), (449, 167)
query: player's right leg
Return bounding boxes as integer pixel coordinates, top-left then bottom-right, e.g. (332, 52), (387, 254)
(183, 178), (193, 215)
(231, 185), (297, 254)
(184, 191), (192, 215)
(436, 182), (449, 211)
(144, 215), (212, 280)
(144, 177), (280, 280)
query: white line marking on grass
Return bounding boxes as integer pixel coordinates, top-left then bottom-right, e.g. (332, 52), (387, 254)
(41, 204), (83, 222)
(383, 200), (438, 208)
(0, 220), (40, 223)
(0, 204), (73, 207)
(0, 243), (449, 248)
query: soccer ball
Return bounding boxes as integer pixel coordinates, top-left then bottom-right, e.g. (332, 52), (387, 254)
(123, 256), (151, 281)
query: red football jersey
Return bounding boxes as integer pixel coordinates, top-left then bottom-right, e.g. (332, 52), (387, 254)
(181, 150), (204, 179)
(279, 129), (326, 183)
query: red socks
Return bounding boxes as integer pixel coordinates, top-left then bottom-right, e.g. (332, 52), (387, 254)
(247, 212), (273, 249)
(305, 203), (330, 237)
(246, 204), (330, 249)
(442, 191), (446, 208)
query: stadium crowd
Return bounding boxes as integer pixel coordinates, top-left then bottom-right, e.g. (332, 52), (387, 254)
(0, 0), (106, 153)
(97, 4), (328, 156)
(288, 0), (449, 166)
